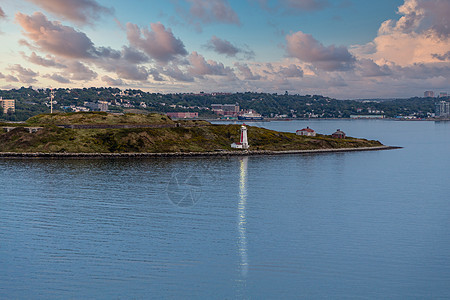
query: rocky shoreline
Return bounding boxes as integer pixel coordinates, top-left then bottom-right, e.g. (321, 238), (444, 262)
(0, 145), (401, 159)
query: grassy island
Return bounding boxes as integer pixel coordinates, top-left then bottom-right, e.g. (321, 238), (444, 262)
(0, 112), (388, 156)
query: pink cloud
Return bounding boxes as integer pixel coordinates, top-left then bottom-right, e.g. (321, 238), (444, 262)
(175, 0), (240, 31)
(7, 64), (39, 83)
(22, 52), (66, 68)
(188, 51), (232, 77)
(357, 59), (392, 77)
(16, 12), (97, 59)
(205, 36), (254, 59)
(420, 0), (450, 37)
(25, 0), (113, 25)
(286, 31), (355, 71)
(278, 64), (304, 78)
(163, 65), (195, 82)
(43, 73), (71, 83)
(65, 61), (97, 81)
(354, 0), (450, 66)
(126, 22), (187, 64)
(234, 63), (262, 80)
(187, 0), (240, 24)
(101, 75), (124, 86)
(0, 7), (6, 19)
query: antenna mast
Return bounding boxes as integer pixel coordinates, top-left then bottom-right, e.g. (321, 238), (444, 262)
(50, 88), (54, 114)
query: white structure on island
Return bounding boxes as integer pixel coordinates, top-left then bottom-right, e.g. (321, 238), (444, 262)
(296, 127), (316, 136)
(231, 124), (249, 149)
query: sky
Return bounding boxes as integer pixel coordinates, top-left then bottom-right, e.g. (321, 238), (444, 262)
(0, 0), (449, 99)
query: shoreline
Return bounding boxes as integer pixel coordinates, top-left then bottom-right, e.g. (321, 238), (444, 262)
(0, 146), (401, 159)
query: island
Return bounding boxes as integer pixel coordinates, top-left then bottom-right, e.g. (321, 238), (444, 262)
(0, 112), (397, 158)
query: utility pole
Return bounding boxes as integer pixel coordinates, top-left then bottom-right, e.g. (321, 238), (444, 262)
(50, 88), (54, 114)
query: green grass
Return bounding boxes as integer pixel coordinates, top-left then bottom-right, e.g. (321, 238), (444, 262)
(26, 112), (176, 126)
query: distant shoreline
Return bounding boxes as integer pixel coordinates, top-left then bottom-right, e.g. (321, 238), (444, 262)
(0, 146), (401, 159)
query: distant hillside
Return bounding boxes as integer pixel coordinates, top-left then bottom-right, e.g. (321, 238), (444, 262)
(0, 87), (445, 121)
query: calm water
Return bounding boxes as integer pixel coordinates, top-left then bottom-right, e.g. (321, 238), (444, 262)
(1, 120), (450, 299)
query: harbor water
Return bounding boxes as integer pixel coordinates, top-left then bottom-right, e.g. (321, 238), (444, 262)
(1, 119), (450, 299)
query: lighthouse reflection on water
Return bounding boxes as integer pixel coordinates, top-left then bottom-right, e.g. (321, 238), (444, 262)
(238, 156), (249, 277)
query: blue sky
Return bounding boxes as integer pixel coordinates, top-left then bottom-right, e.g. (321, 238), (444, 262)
(0, 0), (448, 98)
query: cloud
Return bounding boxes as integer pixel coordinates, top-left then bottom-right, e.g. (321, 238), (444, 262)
(97, 59), (150, 81)
(353, 0), (450, 66)
(0, 7), (6, 19)
(7, 64), (39, 83)
(4, 75), (19, 82)
(16, 12), (97, 59)
(175, 0), (240, 31)
(101, 75), (124, 86)
(419, 0), (450, 37)
(22, 52), (66, 68)
(163, 65), (195, 82)
(357, 59), (392, 77)
(122, 46), (149, 64)
(432, 51), (450, 61)
(126, 22), (187, 64)
(24, 0), (113, 25)
(65, 61), (97, 81)
(15, 12), (154, 83)
(286, 31), (356, 71)
(43, 73), (71, 83)
(278, 64), (304, 77)
(188, 51), (232, 77)
(205, 36), (255, 59)
(234, 63), (262, 80)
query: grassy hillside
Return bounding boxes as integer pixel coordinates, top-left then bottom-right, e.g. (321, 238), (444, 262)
(26, 112), (175, 125)
(0, 122), (383, 153)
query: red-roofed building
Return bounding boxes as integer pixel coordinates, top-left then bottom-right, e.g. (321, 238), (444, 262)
(332, 129), (346, 139)
(296, 127), (316, 137)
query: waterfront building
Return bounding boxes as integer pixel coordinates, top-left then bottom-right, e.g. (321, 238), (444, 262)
(0, 98), (15, 114)
(211, 103), (240, 117)
(435, 101), (450, 118)
(166, 112), (198, 119)
(231, 124), (249, 149)
(350, 115), (385, 119)
(332, 129), (346, 139)
(296, 127), (316, 136)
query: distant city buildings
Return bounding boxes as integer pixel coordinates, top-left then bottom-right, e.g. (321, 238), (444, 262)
(425, 91), (448, 98)
(211, 103), (240, 117)
(435, 101), (450, 118)
(84, 101), (108, 112)
(424, 91), (435, 97)
(0, 98), (15, 114)
(166, 112), (198, 119)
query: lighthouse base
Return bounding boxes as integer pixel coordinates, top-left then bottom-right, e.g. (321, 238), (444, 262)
(231, 142), (249, 149)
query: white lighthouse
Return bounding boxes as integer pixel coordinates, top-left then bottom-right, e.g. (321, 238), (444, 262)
(231, 124), (250, 149)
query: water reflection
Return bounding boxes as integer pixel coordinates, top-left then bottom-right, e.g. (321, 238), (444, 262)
(238, 157), (249, 277)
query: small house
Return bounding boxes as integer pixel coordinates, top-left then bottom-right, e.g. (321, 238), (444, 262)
(296, 127), (316, 137)
(332, 129), (346, 139)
